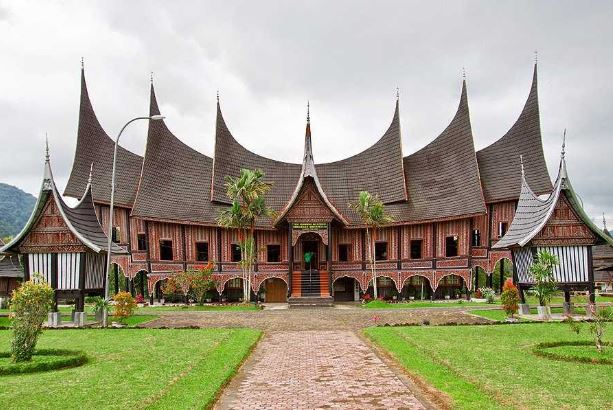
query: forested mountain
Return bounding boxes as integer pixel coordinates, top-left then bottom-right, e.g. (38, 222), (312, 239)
(0, 183), (36, 239)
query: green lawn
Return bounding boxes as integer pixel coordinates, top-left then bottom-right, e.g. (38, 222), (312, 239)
(0, 328), (261, 409)
(470, 306), (588, 321)
(365, 323), (612, 409)
(363, 300), (492, 309)
(136, 304), (261, 313)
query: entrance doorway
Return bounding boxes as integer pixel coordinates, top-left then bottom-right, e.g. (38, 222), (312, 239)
(333, 277), (358, 301)
(263, 278), (287, 302)
(302, 240), (319, 270)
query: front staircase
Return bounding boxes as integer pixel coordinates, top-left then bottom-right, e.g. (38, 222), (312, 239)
(289, 270), (333, 307)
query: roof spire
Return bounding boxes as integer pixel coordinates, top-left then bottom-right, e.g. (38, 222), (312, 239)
(462, 66), (466, 80)
(306, 101), (310, 124)
(45, 133), (50, 162)
(150, 71), (154, 84)
(88, 163), (93, 184)
(81, 57), (84, 70)
(561, 128), (566, 159)
(216, 90), (219, 104)
(534, 50), (538, 65)
(603, 212), (608, 231)
(396, 86), (400, 101)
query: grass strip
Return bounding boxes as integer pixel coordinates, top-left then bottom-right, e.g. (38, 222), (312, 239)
(0, 349), (88, 375)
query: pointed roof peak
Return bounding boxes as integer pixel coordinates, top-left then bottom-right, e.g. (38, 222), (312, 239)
(306, 101), (310, 124)
(81, 57), (84, 70)
(149, 79), (161, 116)
(45, 133), (50, 163)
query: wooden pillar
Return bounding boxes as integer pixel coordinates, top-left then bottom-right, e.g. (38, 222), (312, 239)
(77, 252), (86, 311)
(327, 224), (332, 296)
(216, 227), (222, 272)
(114, 264), (119, 294)
(475, 268), (479, 289)
(499, 259), (505, 293)
(288, 224), (293, 295)
(587, 246), (596, 304)
(144, 220), (152, 273)
(361, 229), (366, 270)
(432, 223), (437, 269)
(518, 284), (526, 304)
(181, 225), (187, 271)
(396, 226), (402, 270)
(51, 253), (58, 312)
(22, 254), (30, 282)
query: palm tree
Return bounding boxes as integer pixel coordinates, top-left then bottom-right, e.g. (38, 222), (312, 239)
(350, 191), (392, 299)
(218, 169), (273, 302)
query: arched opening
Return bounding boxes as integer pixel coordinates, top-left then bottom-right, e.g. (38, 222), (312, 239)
(366, 276), (397, 300)
(435, 274), (466, 300)
(222, 277), (252, 302)
(473, 266), (488, 291)
(333, 276), (360, 302)
(401, 275), (433, 300)
(108, 263), (129, 295)
(132, 270), (149, 301)
(259, 277), (287, 303)
(492, 258), (513, 293)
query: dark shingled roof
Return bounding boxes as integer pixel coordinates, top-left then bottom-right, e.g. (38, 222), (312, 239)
(494, 158), (613, 249)
(477, 64), (552, 203)
(131, 85), (224, 225)
(2, 155), (126, 255)
(211, 103), (302, 211)
(64, 68), (143, 208)
(400, 81), (486, 222)
(316, 101), (407, 223)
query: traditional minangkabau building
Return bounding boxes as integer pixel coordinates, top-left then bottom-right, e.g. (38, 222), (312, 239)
(6, 62), (560, 304)
(0, 145), (127, 321)
(494, 146), (613, 309)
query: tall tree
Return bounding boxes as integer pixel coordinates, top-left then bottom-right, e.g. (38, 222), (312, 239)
(218, 169), (273, 301)
(350, 191), (392, 299)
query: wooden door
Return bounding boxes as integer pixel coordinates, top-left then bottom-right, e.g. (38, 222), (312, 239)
(265, 278), (287, 302)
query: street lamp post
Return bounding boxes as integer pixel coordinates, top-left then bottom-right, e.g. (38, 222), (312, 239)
(102, 114), (165, 327)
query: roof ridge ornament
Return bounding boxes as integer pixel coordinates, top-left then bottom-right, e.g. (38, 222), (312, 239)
(306, 101), (310, 124)
(150, 71), (154, 84)
(519, 154), (525, 176)
(603, 212), (608, 231)
(45, 133), (50, 162)
(462, 66), (466, 80)
(88, 163), (94, 184)
(534, 50), (538, 65)
(396, 87), (400, 101)
(561, 128), (566, 159)
(216, 90), (219, 104)
(81, 57), (84, 70)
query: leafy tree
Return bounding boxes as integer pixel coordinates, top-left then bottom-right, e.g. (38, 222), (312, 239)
(588, 306), (612, 353)
(529, 250), (558, 306)
(190, 263), (216, 304)
(218, 169), (273, 302)
(350, 191), (392, 299)
(500, 279), (519, 318)
(9, 275), (54, 362)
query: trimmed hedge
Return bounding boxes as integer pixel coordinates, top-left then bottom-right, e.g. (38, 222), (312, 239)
(532, 340), (612, 365)
(0, 349), (88, 375)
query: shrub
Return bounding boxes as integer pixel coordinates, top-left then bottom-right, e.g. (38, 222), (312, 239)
(9, 276), (55, 362)
(529, 250), (558, 306)
(89, 296), (109, 315)
(135, 294), (145, 304)
(112, 292), (136, 323)
(500, 279), (519, 317)
(479, 287), (496, 304)
(588, 306), (612, 353)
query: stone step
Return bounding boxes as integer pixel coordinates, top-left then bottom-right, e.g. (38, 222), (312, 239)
(288, 296), (334, 308)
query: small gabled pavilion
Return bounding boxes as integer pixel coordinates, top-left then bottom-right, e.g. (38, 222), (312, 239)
(0, 237), (23, 297)
(0, 144), (127, 324)
(494, 142), (613, 311)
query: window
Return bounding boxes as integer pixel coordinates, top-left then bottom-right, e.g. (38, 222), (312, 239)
(160, 240), (173, 261)
(410, 240), (423, 259)
(111, 227), (120, 243)
(498, 222), (508, 237)
(267, 245), (280, 262)
(137, 234), (147, 251)
(472, 229), (481, 247)
(338, 244), (350, 262)
(196, 242), (209, 262)
(374, 242), (388, 261)
(445, 236), (458, 257)
(231, 244), (242, 262)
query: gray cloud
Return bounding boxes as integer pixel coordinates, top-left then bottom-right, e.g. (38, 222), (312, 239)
(1, 0), (612, 225)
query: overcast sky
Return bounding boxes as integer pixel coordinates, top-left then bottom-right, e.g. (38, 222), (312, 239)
(1, 0), (612, 227)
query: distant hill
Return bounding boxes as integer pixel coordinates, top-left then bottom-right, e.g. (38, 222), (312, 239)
(0, 183), (36, 238)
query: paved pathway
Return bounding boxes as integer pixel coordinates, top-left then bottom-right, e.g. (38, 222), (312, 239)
(214, 330), (427, 410)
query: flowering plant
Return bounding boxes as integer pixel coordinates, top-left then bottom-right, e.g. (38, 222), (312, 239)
(135, 294), (145, 304)
(479, 287), (496, 304)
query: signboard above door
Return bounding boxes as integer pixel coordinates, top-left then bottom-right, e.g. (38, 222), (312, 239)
(292, 222), (328, 231)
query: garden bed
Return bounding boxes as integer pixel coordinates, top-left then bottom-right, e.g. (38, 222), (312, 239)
(0, 349), (87, 375)
(532, 340), (613, 365)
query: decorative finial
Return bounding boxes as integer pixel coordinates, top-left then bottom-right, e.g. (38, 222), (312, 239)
(45, 133), (50, 162)
(603, 213), (608, 231)
(534, 50), (538, 64)
(462, 66), (466, 80)
(396, 87), (400, 101)
(519, 154), (525, 176)
(216, 90), (219, 103)
(150, 72), (154, 84)
(81, 57), (84, 69)
(561, 129), (567, 159)
(307, 101), (310, 124)
(88, 163), (93, 184)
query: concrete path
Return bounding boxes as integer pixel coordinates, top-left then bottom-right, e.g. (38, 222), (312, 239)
(214, 330), (428, 410)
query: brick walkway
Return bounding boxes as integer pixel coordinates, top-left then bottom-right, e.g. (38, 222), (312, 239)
(214, 330), (427, 410)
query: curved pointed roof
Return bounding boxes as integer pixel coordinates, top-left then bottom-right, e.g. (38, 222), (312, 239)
(2, 151), (126, 255)
(401, 80), (486, 221)
(477, 64), (552, 203)
(276, 112), (348, 225)
(64, 68), (143, 207)
(315, 100), (406, 223)
(211, 102), (302, 209)
(494, 155), (613, 249)
(131, 84), (222, 224)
